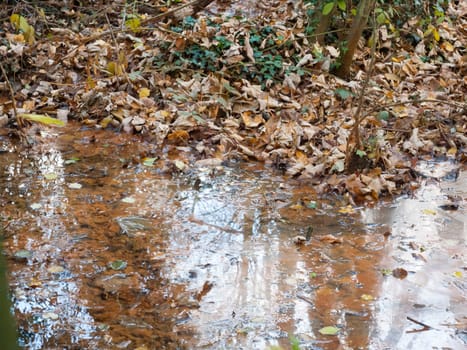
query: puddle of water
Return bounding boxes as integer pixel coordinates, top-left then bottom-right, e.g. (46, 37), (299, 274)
(1, 125), (465, 349)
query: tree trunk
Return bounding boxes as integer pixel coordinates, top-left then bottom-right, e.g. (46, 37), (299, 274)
(335, 0), (375, 79)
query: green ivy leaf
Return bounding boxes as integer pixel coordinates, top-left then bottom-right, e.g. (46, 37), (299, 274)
(337, 0), (346, 11)
(334, 88), (352, 100)
(322, 2), (335, 15)
(376, 12), (387, 25)
(377, 110), (390, 121)
(355, 149), (367, 158)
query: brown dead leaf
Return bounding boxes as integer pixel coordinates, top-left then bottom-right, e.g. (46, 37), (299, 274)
(319, 234), (343, 244)
(241, 111), (264, 128)
(167, 130), (190, 144)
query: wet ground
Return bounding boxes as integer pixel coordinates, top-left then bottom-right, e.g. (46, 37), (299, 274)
(0, 125), (466, 350)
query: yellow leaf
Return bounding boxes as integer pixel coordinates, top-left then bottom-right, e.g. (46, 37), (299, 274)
(441, 41), (454, 52)
(18, 113), (65, 127)
(422, 209), (437, 215)
(18, 16), (30, 33)
(10, 14), (20, 29)
(24, 24), (35, 44)
(433, 28), (440, 42)
(107, 62), (116, 75)
(453, 271), (463, 278)
(125, 17), (141, 33)
(447, 147), (457, 156)
(106, 61), (125, 76)
(138, 88), (150, 99)
(338, 205), (355, 214)
(10, 14), (35, 44)
(361, 294), (374, 301)
(99, 116), (113, 128)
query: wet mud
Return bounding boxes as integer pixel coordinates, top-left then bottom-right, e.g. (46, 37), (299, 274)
(0, 125), (465, 349)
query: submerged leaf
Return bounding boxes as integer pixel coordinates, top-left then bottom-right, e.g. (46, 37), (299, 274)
(44, 173), (58, 180)
(48, 265), (65, 274)
(319, 326), (340, 335)
(14, 249), (32, 260)
(68, 183), (82, 189)
(121, 196), (136, 204)
(109, 260), (127, 271)
(64, 157), (80, 164)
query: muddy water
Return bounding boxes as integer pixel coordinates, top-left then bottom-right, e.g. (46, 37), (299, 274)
(0, 125), (465, 350)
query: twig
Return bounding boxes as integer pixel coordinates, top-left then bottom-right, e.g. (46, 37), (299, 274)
(104, 13), (131, 86)
(0, 62), (18, 120)
(297, 293), (314, 306)
(345, 5), (378, 169)
(406, 316), (433, 333)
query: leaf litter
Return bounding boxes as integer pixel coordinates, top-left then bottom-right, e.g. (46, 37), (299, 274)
(1, 1), (465, 201)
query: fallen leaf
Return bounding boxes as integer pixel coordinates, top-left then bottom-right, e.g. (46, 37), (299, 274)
(318, 326), (340, 335)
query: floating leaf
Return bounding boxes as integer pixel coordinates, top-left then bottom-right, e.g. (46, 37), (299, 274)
(68, 183), (82, 189)
(319, 326), (340, 335)
(64, 157), (80, 164)
(44, 173), (58, 180)
(142, 157), (157, 166)
(42, 312), (59, 320)
(422, 209), (436, 215)
(18, 113), (65, 127)
(30, 203), (42, 210)
(338, 205), (355, 214)
(121, 196), (136, 204)
(14, 249), (32, 260)
(392, 267), (408, 279)
(381, 268), (392, 276)
(109, 260), (127, 271)
(361, 294), (374, 301)
(47, 265), (65, 274)
(174, 160), (186, 171)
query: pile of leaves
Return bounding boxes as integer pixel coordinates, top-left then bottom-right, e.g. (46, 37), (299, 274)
(0, 0), (465, 201)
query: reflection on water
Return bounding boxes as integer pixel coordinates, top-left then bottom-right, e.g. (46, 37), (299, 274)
(0, 125), (465, 349)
